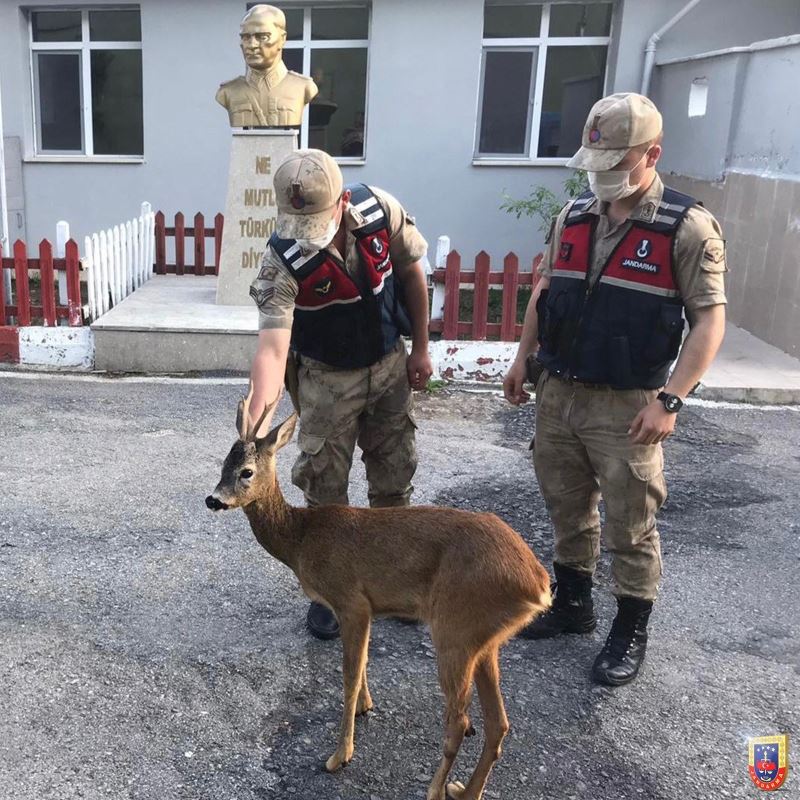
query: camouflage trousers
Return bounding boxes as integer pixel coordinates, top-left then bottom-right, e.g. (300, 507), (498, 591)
(532, 371), (667, 601)
(290, 340), (417, 508)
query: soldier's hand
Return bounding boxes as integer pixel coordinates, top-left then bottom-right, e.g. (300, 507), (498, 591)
(628, 400), (677, 445)
(503, 360), (530, 406)
(407, 348), (433, 390)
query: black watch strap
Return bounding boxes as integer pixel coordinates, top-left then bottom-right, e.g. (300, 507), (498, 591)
(657, 391), (683, 413)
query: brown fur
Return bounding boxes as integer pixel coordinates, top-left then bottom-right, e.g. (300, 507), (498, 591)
(209, 406), (550, 800)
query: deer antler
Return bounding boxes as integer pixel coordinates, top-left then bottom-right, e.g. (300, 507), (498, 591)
(236, 382), (283, 442)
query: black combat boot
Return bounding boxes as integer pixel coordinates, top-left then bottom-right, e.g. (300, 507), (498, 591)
(518, 563), (597, 639)
(306, 601), (340, 640)
(591, 596), (653, 686)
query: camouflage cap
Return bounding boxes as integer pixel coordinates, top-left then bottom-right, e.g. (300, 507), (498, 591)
(567, 93), (663, 171)
(274, 149), (343, 239)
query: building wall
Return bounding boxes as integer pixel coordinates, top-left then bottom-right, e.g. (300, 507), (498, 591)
(1, 0), (799, 270)
(655, 38), (800, 356)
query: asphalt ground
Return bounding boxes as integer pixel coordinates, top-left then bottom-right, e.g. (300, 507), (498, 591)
(0, 373), (798, 800)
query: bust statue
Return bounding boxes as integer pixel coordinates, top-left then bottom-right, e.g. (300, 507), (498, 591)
(216, 4), (318, 128)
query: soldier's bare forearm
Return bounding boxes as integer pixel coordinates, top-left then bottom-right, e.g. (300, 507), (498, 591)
(513, 276), (549, 365)
(250, 328), (292, 431)
(664, 304), (726, 398)
(398, 260), (430, 351)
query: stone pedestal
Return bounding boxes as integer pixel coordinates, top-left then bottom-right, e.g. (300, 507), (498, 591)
(216, 129), (297, 306)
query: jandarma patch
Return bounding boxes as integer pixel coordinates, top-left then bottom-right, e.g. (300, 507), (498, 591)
(748, 735), (789, 791)
(621, 258), (659, 274)
(559, 242), (573, 261)
(314, 278), (333, 295)
(703, 238), (726, 263)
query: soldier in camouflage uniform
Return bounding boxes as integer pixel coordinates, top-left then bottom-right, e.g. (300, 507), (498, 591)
(247, 149), (432, 639)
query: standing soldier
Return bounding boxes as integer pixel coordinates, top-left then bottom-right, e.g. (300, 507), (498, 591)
(247, 149), (432, 640)
(504, 94), (727, 685)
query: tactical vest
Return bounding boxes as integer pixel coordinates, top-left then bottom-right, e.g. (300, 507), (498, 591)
(270, 184), (411, 369)
(536, 187), (696, 389)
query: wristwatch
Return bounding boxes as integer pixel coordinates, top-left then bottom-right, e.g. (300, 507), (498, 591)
(657, 391), (683, 413)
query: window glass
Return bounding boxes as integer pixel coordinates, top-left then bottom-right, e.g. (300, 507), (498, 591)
(32, 10), (82, 42)
(311, 6), (369, 40)
(36, 53), (82, 151)
(282, 47), (303, 72)
(309, 48), (368, 157)
(89, 9), (142, 41)
(284, 8), (304, 40)
(91, 50), (144, 155)
(483, 3), (542, 38)
(537, 45), (607, 157)
(479, 50), (535, 154)
(549, 3), (612, 37)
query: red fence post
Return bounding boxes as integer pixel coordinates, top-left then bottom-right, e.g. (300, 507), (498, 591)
(214, 213), (224, 275)
(39, 239), (57, 326)
(443, 250), (461, 340)
(0, 242), (6, 325)
(194, 212), (205, 276)
(66, 239), (82, 326)
(13, 240), (31, 326)
(500, 252), (519, 342)
(472, 250), (490, 340)
(155, 211), (166, 274)
(174, 212), (185, 275)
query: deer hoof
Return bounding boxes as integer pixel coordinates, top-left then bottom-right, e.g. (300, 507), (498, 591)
(325, 749), (353, 773)
(446, 781), (466, 799)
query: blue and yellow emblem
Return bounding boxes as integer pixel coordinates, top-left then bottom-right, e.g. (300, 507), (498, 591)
(748, 735), (789, 791)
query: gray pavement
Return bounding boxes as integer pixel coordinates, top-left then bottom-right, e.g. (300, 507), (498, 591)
(0, 374), (798, 800)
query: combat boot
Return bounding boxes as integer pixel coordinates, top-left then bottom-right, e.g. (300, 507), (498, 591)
(518, 563), (596, 639)
(591, 596), (652, 686)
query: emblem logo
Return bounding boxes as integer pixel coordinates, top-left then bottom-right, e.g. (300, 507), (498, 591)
(559, 242), (573, 261)
(372, 237), (384, 256)
(314, 278), (332, 296)
(748, 735), (789, 791)
(636, 239), (652, 259)
(588, 127), (601, 143)
(289, 182), (306, 210)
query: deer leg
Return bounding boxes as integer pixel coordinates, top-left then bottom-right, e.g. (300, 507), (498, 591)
(447, 649), (508, 800)
(426, 650), (475, 800)
(356, 660), (373, 716)
(325, 608), (371, 773)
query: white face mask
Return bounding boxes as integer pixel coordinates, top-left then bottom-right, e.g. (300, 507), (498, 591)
(588, 153), (648, 201)
(296, 208), (341, 253)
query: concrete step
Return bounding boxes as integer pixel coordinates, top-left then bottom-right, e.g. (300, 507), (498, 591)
(91, 275), (257, 372)
(91, 275), (800, 403)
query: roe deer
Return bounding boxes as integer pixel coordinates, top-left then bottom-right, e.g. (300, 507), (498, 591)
(206, 390), (551, 800)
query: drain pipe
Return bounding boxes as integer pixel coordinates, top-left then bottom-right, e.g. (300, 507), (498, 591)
(641, 0), (705, 96)
(0, 71), (11, 299)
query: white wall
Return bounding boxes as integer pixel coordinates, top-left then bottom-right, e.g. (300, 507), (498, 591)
(2, 0), (799, 267)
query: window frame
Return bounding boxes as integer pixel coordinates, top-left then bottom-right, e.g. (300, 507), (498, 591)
(249, 2), (371, 164)
(28, 6), (144, 162)
(474, 2), (613, 166)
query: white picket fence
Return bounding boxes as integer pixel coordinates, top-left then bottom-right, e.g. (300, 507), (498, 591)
(82, 202), (156, 322)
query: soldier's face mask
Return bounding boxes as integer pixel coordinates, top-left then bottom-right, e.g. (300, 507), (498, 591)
(297, 205), (342, 253)
(588, 151), (649, 201)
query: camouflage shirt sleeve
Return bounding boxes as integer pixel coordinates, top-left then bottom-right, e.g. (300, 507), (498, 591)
(249, 245), (298, 331)
(537, 202), (571, 278)
(673, 204), (728, 313)
(370, 186), (429, 267)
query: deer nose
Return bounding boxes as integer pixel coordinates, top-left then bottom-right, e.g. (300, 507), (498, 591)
(205, 495), (229, 511)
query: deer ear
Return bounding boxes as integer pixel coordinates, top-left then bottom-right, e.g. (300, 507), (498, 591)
(259, 413), (297, 453)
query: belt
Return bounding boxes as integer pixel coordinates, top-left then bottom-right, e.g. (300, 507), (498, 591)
(548, 371), (613, 390)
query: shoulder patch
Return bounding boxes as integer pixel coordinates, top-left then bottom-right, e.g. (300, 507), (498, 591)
(702, 237), (726, 266)
(249, 284), (276, 309)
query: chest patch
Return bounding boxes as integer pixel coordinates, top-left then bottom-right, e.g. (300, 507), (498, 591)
(372, 237), (384, 256)
(314, 278), (333, 296)
(559, 242), (573, 261)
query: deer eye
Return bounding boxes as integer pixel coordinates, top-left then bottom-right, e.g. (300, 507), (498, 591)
(240, 468), (254, 480)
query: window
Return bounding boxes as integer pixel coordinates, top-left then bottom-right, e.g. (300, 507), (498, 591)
(30, 8), (143, 158)
(476, 2), (612, 161)
(688, 77), (708, 118)
(246, 4), (370, 160)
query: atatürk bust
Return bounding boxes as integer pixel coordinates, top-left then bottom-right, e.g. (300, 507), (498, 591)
(216, 4), (318, 128)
